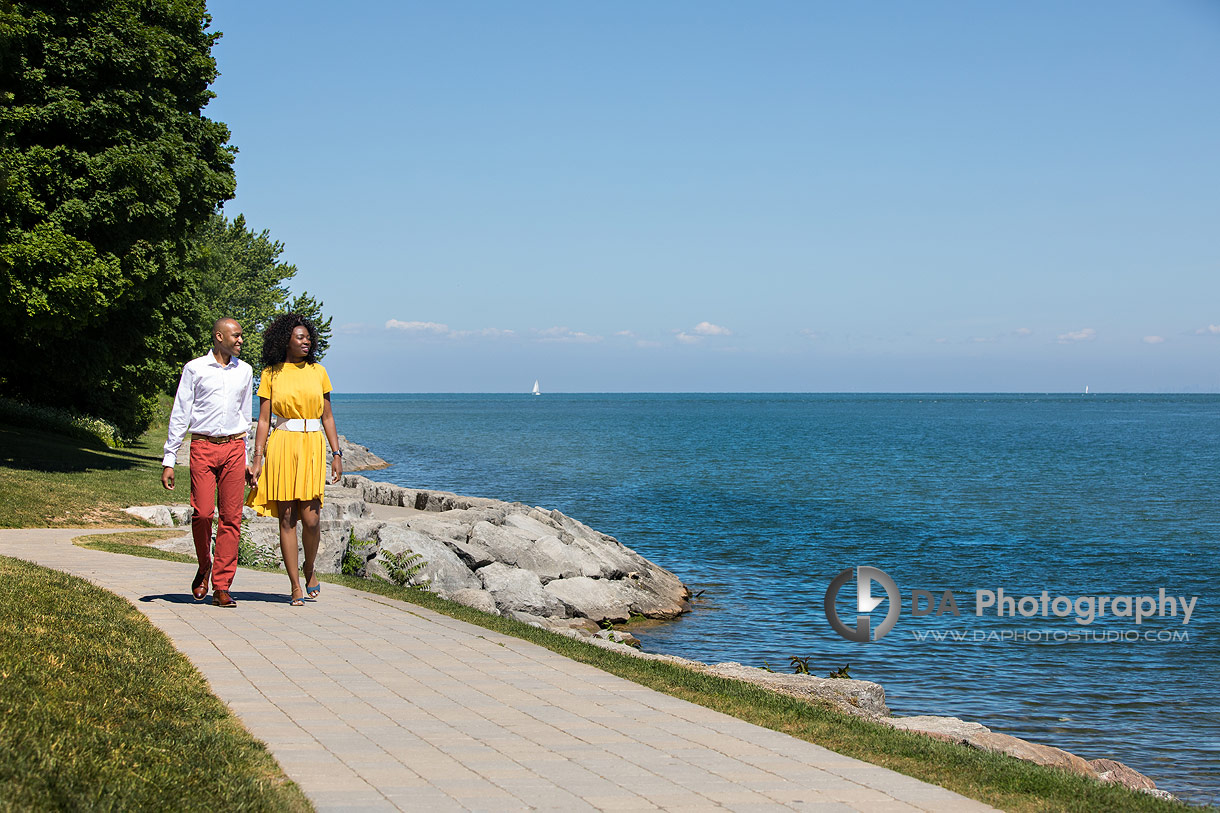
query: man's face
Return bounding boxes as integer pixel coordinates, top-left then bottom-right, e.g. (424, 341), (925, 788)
(216, 321), (244, 357)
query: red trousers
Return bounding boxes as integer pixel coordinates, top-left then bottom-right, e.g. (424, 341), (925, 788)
(189, 438), (245, 592)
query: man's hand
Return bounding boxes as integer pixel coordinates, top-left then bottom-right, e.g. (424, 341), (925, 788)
(161, 466), (175, 490)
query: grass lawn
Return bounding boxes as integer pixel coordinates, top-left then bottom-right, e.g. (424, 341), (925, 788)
(0, 423), (176, 528)
(0, 554), (311, 812)
(78, 533), (1196, 813)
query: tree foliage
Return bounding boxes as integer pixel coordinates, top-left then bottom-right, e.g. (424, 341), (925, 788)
(187, 212), (332, 379)
(0, 0), (235, 437)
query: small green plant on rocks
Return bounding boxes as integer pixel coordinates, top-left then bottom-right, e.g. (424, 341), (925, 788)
(236, 521), (279, 569)
(789, 655), (812, 675)
(828, 664), (852, 679)
(378, 548), (428, 589)
(342, 531), (376, 577)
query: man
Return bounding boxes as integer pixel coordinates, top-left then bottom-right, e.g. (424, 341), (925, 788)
(162, 317), (253, 608)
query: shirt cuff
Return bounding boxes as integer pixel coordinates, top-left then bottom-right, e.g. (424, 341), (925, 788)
(162, 453), (177, 468)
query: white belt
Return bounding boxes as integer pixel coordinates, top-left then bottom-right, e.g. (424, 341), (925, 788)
(275, 418), (321, 432)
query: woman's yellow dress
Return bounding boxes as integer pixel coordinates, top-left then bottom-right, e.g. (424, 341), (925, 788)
(246, 362), (333, 517)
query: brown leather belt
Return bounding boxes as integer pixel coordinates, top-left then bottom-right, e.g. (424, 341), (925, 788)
(191, 433), (245, 444)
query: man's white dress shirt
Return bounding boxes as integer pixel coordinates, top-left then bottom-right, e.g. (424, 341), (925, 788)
(162, 352), (254, 467)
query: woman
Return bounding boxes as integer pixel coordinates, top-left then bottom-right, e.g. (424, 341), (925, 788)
(246, 314), (343, 605)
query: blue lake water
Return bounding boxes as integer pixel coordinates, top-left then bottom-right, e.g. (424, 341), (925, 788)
(332, 393), (1219, 804)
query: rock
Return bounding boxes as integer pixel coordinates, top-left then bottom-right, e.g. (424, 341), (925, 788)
(373, 524), (481, 595)
(886, 715), (990, 741)
(506, 610), (549, 628)
(886, 715), (1094, 778)
(448, 588), (500, 616)
(1088, 759), (1158, 792)
(464, 522), (600, 581)
(973, 731), (1096, 777)
(543, 576), (632, 622)
(124, 505), (174, 526)
(333, 435), (389, 471)
(319, 495), (368, 521)
(303, 471), (691, 622)
(595, 629), (641, 648)
(477, 562), (568, 617)
(544, 617), (601, 635)
(707, 662), (890, 719)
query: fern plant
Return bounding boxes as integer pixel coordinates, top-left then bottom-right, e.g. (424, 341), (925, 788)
(379, 548), (428, 589)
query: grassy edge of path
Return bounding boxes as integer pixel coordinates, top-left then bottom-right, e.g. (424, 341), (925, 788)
(75, 533), (1202, 813)
(0, 552), (311, 813)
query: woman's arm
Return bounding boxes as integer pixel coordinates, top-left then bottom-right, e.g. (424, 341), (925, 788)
(322, 393), (343, 484)
(247, 397), (272, 485)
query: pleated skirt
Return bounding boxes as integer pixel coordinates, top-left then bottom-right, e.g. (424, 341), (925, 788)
(245, 429), (327, 517)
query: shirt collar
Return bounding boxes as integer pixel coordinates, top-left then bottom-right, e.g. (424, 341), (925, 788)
(204, 351), (239, 369)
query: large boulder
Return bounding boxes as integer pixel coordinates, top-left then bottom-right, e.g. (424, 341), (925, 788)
(333, 435), (389, 471)
(543, 576), (633, 623)
(477, 562), (568, 618)
(373, 524), (481, 596)
(464, 521), (601, 581)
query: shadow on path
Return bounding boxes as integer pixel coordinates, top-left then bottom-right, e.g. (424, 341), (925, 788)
(139, 590), (290, 605)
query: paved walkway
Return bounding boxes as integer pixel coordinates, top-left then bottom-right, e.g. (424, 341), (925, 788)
(0, 530), (999, 813)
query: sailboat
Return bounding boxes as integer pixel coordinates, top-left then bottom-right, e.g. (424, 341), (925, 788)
(532, 379), (541, 396)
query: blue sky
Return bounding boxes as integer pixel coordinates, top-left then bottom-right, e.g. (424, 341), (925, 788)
(205, 1), (1219, 393)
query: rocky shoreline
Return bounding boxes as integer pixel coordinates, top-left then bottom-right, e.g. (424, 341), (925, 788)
(128, 435), (1172, 801)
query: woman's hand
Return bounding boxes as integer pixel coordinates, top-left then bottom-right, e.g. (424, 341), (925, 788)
(247, 457), (263, 487)
(331, 453), (343, 484)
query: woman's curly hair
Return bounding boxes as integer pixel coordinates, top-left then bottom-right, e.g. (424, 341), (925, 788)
(261, 313), (319, 368)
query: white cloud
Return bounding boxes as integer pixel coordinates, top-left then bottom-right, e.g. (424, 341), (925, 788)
(692, 321), (731, 336)
(385, 320), (513, 340)
(970, 336), (995, 344)
(1013, 327), (1033, 337)
(1195, 324), (1220, 336)
(535, 326), (603, 343)
(635, 340), (662, 349)
(1143, 335), (1166, 344)
(934, 337), (949, 344)
(675, 321), (732, 345)
(1057, 328), (1096, 344)
(386, 320), (450, 333)
(799, 329), (823, 340)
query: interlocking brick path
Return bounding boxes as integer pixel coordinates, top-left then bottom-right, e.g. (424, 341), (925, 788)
(0, 529), (999, 813)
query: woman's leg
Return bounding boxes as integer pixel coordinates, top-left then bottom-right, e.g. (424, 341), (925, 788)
(300, 498), (322, 592)
(278, 500), (303, 600)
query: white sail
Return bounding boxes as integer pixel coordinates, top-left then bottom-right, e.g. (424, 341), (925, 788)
(532, 379), (541, 395)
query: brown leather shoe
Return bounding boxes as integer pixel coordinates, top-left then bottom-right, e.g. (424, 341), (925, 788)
(213, 589), (237, 608)
(192, 565), (211, 601)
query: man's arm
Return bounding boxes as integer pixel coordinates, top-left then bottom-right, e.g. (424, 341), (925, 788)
(161, 365), (195, 489)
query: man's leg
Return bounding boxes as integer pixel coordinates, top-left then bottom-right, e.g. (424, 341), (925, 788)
(188, 441), (219, 591)
(211, 440), (245, 593)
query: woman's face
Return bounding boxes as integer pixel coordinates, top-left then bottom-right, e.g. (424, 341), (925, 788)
(287, 326), (311, 361)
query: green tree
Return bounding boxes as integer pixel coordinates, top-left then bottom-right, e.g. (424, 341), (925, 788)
(186, 211), (332, 378)
(0, 1), (235, 437)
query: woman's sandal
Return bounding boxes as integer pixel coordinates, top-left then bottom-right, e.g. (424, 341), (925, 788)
(304, 569), (320, 600)
(290, 587), (306, 607)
